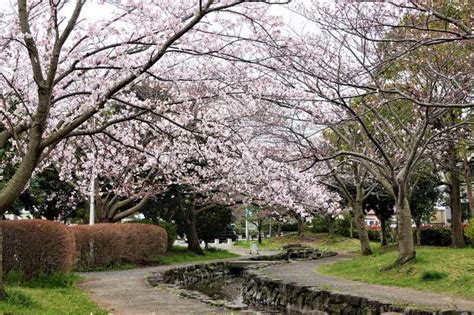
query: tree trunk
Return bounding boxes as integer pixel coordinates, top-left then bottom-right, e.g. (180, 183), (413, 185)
(182, 211), (203, 255)
(327, 215), (335, 238)
(0, 91), (51, 214)
(297, 216), (305, 236)
(462, 149), (474, 217)
(257, 221), (262, 244)
(0, 223), (6, 300)
(351, 201), (372, 256)
(0, 149), (41, 213)
(380, 218), (388, 246)
(415, 225), (421, 246)
(349, 216), (354, 239)
(395, 195), (416, 265)
(449, 142), (465, 248)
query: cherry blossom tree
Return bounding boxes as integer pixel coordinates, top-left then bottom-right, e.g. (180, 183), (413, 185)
(0, 0), (291, 214)
(0, 0), (297, 297)
(261, 0), (473, 265)
(50, 80), (341, 252)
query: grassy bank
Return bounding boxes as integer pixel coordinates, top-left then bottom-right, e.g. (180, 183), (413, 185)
(157, 246), (239, 265)
(0, 273), (105, 314)
(318, 247), (474, 299)
(235, 233), (378, 253)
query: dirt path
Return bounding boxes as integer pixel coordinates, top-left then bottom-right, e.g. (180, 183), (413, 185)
(260, 255), (474, 311)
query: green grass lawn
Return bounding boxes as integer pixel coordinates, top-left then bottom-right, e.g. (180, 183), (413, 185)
(0, 273), (106, 314)
(318, 246), (474, 299)
(156, 246), (239, 265)
(235, 233), (378, 253)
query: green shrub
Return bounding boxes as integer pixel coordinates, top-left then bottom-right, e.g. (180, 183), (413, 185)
(310, 215), (329, 233)
(6, 271), (79, 288)
(158, 220), (177, 249)
(367, 229), (381, 242)
(420, 271), (448, 281)
(5, 271), (24, 286)
(6, 289), (36, 308)
(419, 226), (453, 246)
(464, 219), (474, 244)
(26, 273), (79, 288)
(281, 221), (298, 232)
(335, 214), (353, 237)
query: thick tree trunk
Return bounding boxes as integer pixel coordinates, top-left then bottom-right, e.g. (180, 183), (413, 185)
(297, 216), (305, 236)
(0, 92), (51, 214)
(92, 194), (148, 223)
(184, 212), (203, 255)
(396, 195), (416, 265)
(351, 201), (372, 256)
(0, 149), (41, 213)
(448, 143), (465, 248)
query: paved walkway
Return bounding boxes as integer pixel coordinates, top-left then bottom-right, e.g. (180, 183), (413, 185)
(79, 264), (224, 315)
(79, 246), (474, 313)
(259, 255), (474, 311)
(79, 248), (279, 315)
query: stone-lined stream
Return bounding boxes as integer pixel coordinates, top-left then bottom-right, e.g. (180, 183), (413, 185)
(148, 245), (337, 313)
(185, 275), (245, 306)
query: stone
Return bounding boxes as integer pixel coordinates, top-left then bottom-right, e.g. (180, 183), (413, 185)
(346, 294), (362, 307)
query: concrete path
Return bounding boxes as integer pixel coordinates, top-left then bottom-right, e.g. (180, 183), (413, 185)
(259, 255), (474, 311)
(80, 244), (474, 314)
(78, 248), (279, 315)
(79, 264), (225, 315)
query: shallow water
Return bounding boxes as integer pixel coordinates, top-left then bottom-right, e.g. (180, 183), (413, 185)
(185, 276), (283, 314)
(185, 276), (245, 305)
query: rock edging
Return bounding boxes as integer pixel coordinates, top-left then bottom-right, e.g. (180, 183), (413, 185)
(147, 261), (273, 311)
(242, 268), (473, 315)
(155, 261), (231, 286)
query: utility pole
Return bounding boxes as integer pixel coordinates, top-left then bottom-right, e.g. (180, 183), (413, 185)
(89, 174), (95, 225)
(89, 119), (96, 226)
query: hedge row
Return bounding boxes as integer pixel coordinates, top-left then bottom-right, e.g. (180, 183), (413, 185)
(351, 225), (468, 247)
(1, 220), (167, 277)
(71, 223), (167, 270)
(1, 220), (75, 278)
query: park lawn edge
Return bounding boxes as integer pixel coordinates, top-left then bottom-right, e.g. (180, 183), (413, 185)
(0, 273), (106, 314)
(234, 233), (378, 253)
(317, 246), (474, 300)
(156, 246), (239, 265)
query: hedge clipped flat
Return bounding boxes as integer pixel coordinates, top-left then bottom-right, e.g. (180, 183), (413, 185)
(70, 223), (167, 270)
(1, 220), (75, 278)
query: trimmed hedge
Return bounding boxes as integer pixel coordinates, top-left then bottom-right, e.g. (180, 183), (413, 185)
(127, 220), (177, 250)
(1, 220), (75, 278)
(70, 223), (167, 270)
(346, 224), (468, 247)
(418, 225), (453, 246)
